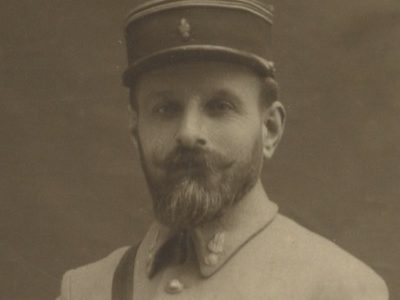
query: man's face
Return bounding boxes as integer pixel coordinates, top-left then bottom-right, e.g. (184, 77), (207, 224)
(133, 61), (268, 229)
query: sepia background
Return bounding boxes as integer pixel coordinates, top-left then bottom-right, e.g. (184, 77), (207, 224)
(1, 0), (399, 299)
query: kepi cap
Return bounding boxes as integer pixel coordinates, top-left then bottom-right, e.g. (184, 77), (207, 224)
(123, 0), (275, 86)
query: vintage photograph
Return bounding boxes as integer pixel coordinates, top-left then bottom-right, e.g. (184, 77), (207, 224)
(1, 0), (399, 299)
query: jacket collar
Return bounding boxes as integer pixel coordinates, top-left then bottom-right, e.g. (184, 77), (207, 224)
(143, 183), (278, 278)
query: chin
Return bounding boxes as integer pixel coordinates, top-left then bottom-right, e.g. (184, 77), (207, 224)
(153, 178), (232, 229)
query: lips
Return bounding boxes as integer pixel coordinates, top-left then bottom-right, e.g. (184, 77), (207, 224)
(167, 159), (210, 180)
(154, 146), (234, 181)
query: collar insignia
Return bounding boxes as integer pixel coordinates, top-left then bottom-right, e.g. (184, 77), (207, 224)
(208, 232), (225, 254)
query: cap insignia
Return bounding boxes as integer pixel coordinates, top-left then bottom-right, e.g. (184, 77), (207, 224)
(178, 18), (191, 41)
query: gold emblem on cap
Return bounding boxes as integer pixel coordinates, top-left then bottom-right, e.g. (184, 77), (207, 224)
(178, 18), (191, 41)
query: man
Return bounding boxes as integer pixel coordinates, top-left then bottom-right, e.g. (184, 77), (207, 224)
(57, 0), (388, 299)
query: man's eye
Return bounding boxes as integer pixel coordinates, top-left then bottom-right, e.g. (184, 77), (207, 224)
(152, 102), (180, 115)
(206, 99), (235, 113)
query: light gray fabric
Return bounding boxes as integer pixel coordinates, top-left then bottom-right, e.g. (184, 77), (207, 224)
(57, 196), (388, 300)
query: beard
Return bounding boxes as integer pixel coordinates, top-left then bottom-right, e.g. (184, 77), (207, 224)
(137, 137), (263, 230)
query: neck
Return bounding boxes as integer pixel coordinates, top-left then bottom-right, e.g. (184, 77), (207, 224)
(239, 179), (268, 205)
(196, 179), (271, 230)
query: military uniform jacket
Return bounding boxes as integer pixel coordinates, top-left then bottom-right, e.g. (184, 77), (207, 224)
(57, 191), (388, 300)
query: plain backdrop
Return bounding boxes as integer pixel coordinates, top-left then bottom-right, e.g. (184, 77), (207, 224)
(1, 0), (399, 299)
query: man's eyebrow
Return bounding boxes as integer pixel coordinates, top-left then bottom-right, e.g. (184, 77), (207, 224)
(144, 90), (176, 103)
(212, 89), (242, 105)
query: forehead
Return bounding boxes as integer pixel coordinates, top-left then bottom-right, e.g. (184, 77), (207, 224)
(134, 61), (262, 95)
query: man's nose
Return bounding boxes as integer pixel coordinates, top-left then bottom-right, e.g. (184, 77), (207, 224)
(175, 105), (206, 148)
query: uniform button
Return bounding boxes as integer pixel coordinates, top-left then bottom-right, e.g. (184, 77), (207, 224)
(165, 279), (184, 294)
(204, 253), (219, 266)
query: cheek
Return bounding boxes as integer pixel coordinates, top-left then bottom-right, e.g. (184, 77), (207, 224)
(208, 116), (262, 158)
(137, 119), (176, 162)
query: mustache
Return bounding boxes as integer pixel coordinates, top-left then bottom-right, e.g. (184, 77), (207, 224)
(155, 146), (233, 173)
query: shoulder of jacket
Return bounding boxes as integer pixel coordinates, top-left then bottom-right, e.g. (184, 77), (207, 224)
(70, 246), (130, 278)
(270, 214), (389, 299)
(315, 262), (389, 300)
(59, 246), (130, 300)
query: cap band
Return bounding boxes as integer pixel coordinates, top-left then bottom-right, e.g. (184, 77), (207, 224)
(125, 0), (273, 25)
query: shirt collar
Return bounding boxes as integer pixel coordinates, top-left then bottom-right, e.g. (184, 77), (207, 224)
(143, 183), (278, 278)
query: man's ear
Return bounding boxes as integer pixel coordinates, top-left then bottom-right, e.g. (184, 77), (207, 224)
(262, 101), (286, 159)
(128, 104), (139, 149)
